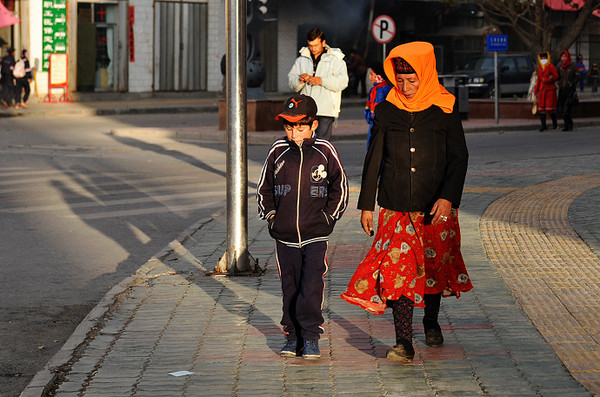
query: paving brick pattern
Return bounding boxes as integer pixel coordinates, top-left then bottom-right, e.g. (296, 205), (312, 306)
(50, 184), (594, 396)
(480, 173), (600, 394)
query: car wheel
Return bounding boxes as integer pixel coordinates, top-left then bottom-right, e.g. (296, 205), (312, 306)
(486, 84), (496, 99)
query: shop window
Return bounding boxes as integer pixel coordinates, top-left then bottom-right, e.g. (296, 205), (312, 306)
(77, 2), (117, 91)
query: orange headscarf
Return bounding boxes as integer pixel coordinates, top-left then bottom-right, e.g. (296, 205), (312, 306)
(384, 41), (455, 114)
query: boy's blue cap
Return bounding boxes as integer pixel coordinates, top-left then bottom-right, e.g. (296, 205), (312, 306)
(276, 94), (317, 122)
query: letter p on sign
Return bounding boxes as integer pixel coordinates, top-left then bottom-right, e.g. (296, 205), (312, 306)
(372, 15), (396, 44)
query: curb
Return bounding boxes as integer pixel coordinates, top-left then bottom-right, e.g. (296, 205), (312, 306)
(19, 216), (217, 397)
(1, 104), (219, 118)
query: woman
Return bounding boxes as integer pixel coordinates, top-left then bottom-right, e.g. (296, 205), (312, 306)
(15, 49), (32, 109)
(557, 50), (578, 131)
(341, 42), (472, 362)
(364, 61), (392, 147)
(534, 51), (558, 131)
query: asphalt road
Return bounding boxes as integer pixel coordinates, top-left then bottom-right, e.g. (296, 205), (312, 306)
(0, 112), (240, 396)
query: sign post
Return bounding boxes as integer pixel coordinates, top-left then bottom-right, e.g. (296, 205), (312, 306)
(372, 15), (396, 61)
(486, 34), (508, 124)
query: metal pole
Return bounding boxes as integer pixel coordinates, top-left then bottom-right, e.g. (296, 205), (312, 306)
(383, 43), (386, 61)
(494, 51), (499, 125)
(225, 0), (250, 274)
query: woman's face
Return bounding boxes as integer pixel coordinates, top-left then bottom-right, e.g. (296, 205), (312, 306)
(395, 73), (420, 101)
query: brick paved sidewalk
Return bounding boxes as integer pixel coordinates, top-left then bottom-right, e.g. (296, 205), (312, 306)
(29, 185), (594, 397)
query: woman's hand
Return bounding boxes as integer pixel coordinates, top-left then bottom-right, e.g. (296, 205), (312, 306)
(361, 210), (374, 236)
(430, 199), (452, 226)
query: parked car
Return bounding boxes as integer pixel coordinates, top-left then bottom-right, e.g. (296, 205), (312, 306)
(451, 53), (535, 98)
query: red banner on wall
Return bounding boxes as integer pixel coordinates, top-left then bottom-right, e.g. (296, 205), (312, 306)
(129, 6), (135, 62)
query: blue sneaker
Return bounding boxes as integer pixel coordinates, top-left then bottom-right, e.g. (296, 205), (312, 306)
(302, 338), (320, 359)
(280, 339), (297, 357)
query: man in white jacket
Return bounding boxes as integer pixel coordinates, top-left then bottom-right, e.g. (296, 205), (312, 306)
(288, 28), (349, 140)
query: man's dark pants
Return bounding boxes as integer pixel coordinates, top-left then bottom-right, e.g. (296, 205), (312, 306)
(315, 116), (334, 140)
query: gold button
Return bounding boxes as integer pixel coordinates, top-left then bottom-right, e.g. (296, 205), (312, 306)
(411, 167), (416, 172)
(410, 127), (415, 133)
(410, 147), (416, 152)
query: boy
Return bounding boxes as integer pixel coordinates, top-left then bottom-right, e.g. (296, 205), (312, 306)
(257, 94), (348, 359)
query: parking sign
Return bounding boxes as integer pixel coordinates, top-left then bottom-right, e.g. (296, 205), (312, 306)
(372, 15), (396, 44)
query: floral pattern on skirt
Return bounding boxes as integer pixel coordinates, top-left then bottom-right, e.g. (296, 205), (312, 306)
(424, 208), (473, 297)
(340, 208), (472, 315)
(340, 209), (426, 314)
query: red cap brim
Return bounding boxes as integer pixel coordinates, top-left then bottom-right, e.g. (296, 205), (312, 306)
(275, 113), (306, 122)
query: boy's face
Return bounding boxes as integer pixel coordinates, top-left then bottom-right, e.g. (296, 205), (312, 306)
(368, 69), (378, 84)
(285, 120), (318, 146)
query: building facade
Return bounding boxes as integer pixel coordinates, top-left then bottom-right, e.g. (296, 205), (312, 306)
(2, 0), (599, 98)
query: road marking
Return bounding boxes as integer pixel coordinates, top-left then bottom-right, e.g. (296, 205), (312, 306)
(0, 190), (226, 214)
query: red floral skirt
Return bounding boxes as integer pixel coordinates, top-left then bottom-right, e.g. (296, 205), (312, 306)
(340, 208), (473, 315)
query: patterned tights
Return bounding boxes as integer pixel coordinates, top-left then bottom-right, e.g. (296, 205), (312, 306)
(390, 293), (443, 343)
(389, 296), (414, 343)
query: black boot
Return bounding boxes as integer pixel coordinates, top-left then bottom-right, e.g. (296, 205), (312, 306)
(423, 320), (444, 347)
(423, 293), (444, 347)
(539, 114), (547, 131)
(562, 116), (573, 131)
(386, 338), (415, 362)
(550, 113), (558, 129)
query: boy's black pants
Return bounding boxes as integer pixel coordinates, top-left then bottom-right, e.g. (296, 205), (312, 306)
(276, 240), (328, 341)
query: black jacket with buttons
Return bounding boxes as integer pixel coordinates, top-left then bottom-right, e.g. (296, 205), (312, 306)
(357, 101), (468, 213)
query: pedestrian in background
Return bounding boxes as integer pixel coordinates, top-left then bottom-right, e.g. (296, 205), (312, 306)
(257, 94), (348, 360)
(534, 51), (558, 131)
(588, 62), (599, 93)
(15, 49), (32, 109)
(341, 42), (472, 363)
(348, 49), (368, 98)
(557, 50), (579, 131)
(1, 47), (15, 107)
(288, 28), (349, 140)
(364, 61), (392, 147)
(576, 55), (586, 92)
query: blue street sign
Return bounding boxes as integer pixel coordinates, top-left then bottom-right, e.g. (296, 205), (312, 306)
(487, 34), (508, 52)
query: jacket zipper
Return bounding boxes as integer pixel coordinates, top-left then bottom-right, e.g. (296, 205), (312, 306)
(296, 144), (304, 247)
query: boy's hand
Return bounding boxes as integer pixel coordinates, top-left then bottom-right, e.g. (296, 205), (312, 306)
(361, 210), (374, 236)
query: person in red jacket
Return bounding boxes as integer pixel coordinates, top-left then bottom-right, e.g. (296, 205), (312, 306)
(534, 51), (558, 131)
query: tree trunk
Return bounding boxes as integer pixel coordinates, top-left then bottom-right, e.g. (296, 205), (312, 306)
(474, 0), (600, 62)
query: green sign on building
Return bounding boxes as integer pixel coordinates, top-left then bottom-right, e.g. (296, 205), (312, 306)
(42, 0), (68, 71)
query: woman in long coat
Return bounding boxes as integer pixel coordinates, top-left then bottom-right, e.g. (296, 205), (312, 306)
(557, 50), (579, 131)
(341, 42), (472, 362)
(534, 51), (558, 131)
